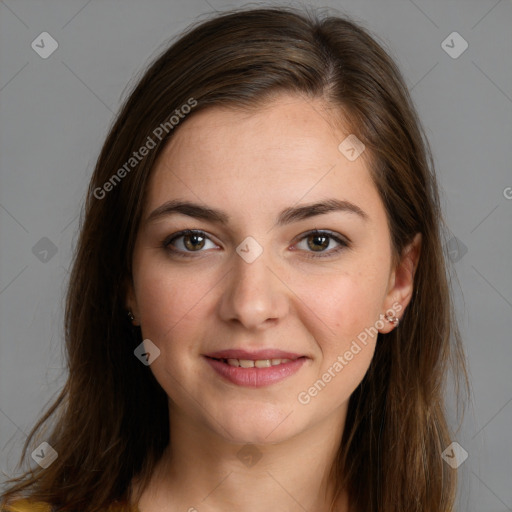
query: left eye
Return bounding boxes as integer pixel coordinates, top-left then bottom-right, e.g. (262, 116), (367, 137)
(293, 230), (348, 258)
(162, 229), (348, 258)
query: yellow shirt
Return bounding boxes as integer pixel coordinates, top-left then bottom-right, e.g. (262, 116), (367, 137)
(2, 499), (140, 511)
(2, 501), (52, 512)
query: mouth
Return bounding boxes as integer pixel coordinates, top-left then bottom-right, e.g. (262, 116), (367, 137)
(205, 356), (306, 368)
(203, 352), (308, 388)
(204, 348), (305, 361)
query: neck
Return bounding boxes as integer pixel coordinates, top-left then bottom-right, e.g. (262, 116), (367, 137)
(133, 401), (351, 512)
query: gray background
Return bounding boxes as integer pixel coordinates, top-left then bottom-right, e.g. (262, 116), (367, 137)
(0, 0), (511, 510)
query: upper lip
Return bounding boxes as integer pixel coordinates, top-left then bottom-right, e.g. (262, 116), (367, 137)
(204, 349), (305, 360)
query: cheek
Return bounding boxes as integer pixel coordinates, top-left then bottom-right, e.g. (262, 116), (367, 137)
(133, 264), (213, 395)
(133, 258), (212, 346)
(299, 273), (384, 407)
(308, 266), (388, 346)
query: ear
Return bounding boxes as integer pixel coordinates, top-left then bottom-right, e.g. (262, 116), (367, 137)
(378, 232), (422, 333)
(123, 274), (140, 326)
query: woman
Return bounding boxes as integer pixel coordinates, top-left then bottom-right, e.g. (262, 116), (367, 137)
(1, 6), (468, 512)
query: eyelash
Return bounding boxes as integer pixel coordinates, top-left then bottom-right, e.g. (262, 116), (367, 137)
(161, 229), (350, 259)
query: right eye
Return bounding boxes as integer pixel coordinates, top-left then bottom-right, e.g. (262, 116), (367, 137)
(162, 229), (219, 257)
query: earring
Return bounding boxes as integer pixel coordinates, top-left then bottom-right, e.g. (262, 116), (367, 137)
(127, 310), (135, 322)
(384, 313), (399, 326)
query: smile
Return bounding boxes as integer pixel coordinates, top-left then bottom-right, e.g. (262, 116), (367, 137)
(204, 356), (308, 387)
(219, 357), (295, 367)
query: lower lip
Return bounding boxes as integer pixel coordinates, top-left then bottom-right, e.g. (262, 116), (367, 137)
(204, 356), (307, 388)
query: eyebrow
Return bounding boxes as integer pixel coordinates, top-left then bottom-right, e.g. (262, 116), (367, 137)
(145, 198), (368, 227)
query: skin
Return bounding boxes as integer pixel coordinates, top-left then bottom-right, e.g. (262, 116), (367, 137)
(126, 93), (421, 512)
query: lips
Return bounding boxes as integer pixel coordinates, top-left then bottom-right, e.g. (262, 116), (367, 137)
(205, 349), (304, 360)
(203, 348), (308, 387)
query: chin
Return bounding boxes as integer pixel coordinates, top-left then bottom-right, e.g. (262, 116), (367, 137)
(213, 404), (300, 445)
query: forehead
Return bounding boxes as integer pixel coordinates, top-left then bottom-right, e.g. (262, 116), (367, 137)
(144, 94), (380, 220)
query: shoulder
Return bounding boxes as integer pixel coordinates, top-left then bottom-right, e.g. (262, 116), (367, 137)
(2, 500), (54, 512)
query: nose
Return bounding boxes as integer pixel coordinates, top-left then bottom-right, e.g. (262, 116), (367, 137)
(217, 243), (289, 330)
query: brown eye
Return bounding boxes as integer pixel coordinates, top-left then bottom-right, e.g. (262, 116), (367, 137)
(295, 230), (349, 259)
(163, 229), (217, 257)
(182, 232), (206, 251)
(306, 233), (330, 252)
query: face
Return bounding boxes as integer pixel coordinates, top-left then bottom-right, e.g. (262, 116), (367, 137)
(126, 93), (419, 445)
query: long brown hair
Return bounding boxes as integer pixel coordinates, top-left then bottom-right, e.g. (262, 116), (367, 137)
(1, 6), (468, 512)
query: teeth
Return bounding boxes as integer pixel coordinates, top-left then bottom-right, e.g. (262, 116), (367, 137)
(224, 358), (293, 367)
(255, 359), (271, 368)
